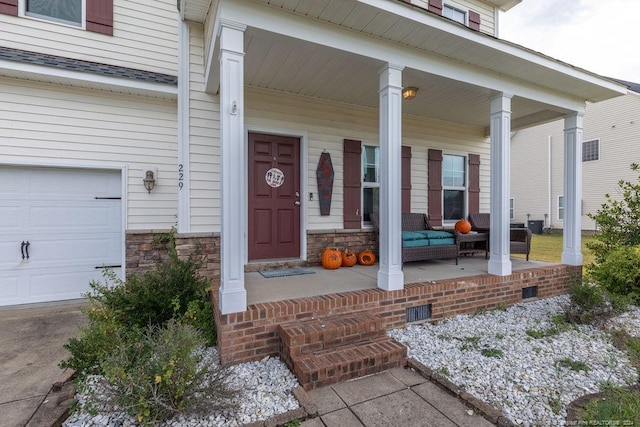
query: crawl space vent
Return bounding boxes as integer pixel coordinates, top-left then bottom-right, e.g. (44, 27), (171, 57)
(407, 304), (432, 323)
(522, 286), (538, 299)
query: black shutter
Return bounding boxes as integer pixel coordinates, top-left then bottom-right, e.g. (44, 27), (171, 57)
(428, 149), (443, 226)
(468, 154), (480, 215)
(402, 146), (411, 213)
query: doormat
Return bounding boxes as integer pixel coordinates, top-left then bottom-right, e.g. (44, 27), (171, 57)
(258, 268), (316, 278)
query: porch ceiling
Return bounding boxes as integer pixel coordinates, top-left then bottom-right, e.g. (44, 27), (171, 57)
(199, 0), (627, 130)
(244, 27), (571, 130)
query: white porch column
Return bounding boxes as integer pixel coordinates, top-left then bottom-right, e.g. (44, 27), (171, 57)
(177, 19), (190, 233)
(219, 20), (247, 314)
(562, 113), (584, 265)
(377, 64), (404, 291)
(488, 93), (513, 276)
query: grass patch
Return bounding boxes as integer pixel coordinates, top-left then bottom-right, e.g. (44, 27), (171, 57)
(581, 387), (640, 425)
(481, 348), (504, 358)
(556, 358), (589, 372)
(512, 233), (596, 266)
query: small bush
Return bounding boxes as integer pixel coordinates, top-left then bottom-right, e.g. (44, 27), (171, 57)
(61, 232), (216, 378)
(563, 280), (622, 325)
(588, 245), (640, 305)
(91, 321), (237, 424)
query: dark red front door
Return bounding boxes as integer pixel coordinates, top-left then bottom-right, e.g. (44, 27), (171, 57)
(248, 133), (301, 260)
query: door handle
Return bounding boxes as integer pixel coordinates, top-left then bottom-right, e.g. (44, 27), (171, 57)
(25, 241), (30, 259)
(21, 241), (25, 259)
(294, 201), (301, 206)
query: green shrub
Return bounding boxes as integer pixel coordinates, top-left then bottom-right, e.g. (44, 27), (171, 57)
(588, 245), (640, 304)
(587, 163), (640, 264)
(87, 321), (236, 424)
(90, 247), (211, 331)
(563, 280), (620, 325)
(61, 232), (216, 378)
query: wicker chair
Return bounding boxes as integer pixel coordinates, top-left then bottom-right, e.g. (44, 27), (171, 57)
(468, 213), (532, 261)
(370, 212), (459, 264)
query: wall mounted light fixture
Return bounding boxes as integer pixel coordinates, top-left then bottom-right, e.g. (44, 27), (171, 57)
(143, 170), (156, 193)
(402, 87), (418, 100)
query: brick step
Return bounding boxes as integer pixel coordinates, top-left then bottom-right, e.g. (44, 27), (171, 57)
(277, 312), (384, 365)
(293, 336), (407, 390)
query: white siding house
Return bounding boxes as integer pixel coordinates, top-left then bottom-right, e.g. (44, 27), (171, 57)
(0, 0), (627, 321)
(511, 82), (640, 231)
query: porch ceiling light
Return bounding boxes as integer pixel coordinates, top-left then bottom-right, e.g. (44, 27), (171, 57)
(402, 87), (418, 100)
(143, 170), (156, 193)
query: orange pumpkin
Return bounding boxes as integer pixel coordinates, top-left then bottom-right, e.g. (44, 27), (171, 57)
(341, 249), (357, 267)
(454, 219), (472, 234)
(357, 250), (376, 266)
(322, 247), (342, 270)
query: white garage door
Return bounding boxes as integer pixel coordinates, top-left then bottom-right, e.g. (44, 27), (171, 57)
(0, 166), (122, 306)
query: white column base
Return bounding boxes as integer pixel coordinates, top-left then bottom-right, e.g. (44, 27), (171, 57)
(377, 268), (404, 291)
(561, 251), (583, 266)
(488, 258), (512, 276)
(219, 286), (248, 315)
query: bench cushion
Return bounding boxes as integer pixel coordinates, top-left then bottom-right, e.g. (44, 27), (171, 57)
(417, 230), (454, 239)
(402, 231), (427, 241)
(402, 239), (430, 248)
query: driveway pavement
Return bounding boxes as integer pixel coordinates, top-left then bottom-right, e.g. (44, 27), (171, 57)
(0, 300), (86, 427)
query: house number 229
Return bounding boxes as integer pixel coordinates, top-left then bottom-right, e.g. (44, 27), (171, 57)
(178, 164), (184, 190)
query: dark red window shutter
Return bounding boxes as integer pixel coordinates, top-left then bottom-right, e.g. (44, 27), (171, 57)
(343, 139), (362, 229)
(402, 145), (411, 213)
(468, 154), (480, 215)
(0, 0), (18, 16)
(428, 149), (443, 226)
(86, 0), (113, 36)
(469, 11), (481, 31)
(428, 0), (443, 15)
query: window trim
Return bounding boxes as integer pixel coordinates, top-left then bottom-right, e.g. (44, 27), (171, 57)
(361, 144), (380, 227)
(19, 0), (86, 29)
(558, 195), (585, 220)
(582, 138), (600, 162)
(443, 3), (467, 25)
(442, 153), (467, 225)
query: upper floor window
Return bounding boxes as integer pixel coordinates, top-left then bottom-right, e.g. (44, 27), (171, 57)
(24, 0), (83, 27)
(443, 154), (466, 223)
(582, 139), (600, 162)
(443, 4), (466, 25)
(362, 145), (380, 225)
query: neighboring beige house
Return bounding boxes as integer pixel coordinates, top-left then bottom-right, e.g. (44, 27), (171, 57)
(511, 81), (640, 231)
(0, 0), (628, 365)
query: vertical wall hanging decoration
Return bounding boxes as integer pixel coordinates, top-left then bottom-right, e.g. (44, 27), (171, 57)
(316, 151), (334, 216)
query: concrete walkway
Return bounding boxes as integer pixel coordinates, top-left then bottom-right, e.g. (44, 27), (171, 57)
(0, 300), (86, 427)
(301, 367), (495, 427)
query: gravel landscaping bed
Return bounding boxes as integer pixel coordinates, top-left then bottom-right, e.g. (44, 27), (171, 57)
(64, 349), (300, 427)
(64, 296), (640, 427)
(389, 296), (640, 426)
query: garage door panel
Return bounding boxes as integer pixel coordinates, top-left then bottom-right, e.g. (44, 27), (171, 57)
(0, 274), (21, 304)
(26, 169), (121, 200)
(29, 203), (120, 232)
(28, 235), (121, 266)
(29, 268), (120, 301)
(0, 166), (122, 306)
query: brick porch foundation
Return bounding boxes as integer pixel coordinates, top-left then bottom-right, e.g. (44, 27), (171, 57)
(213, 264), (581, 364)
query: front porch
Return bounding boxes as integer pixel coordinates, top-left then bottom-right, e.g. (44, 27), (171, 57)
(213, 258), (580, 365)
(245, 255), (550, 305)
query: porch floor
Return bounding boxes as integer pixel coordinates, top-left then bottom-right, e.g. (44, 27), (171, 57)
(245, 255), (553, 305)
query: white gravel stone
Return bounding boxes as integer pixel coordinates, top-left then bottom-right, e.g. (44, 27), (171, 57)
(64, 347), (300, 427)
(64, 296), (640, 427)
(388, 295), (639, 426)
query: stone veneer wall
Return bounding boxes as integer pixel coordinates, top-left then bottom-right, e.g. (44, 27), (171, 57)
(124, 230), (221, 292)
(212, 265), (581, 364)
(306, 229), (377, 264)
